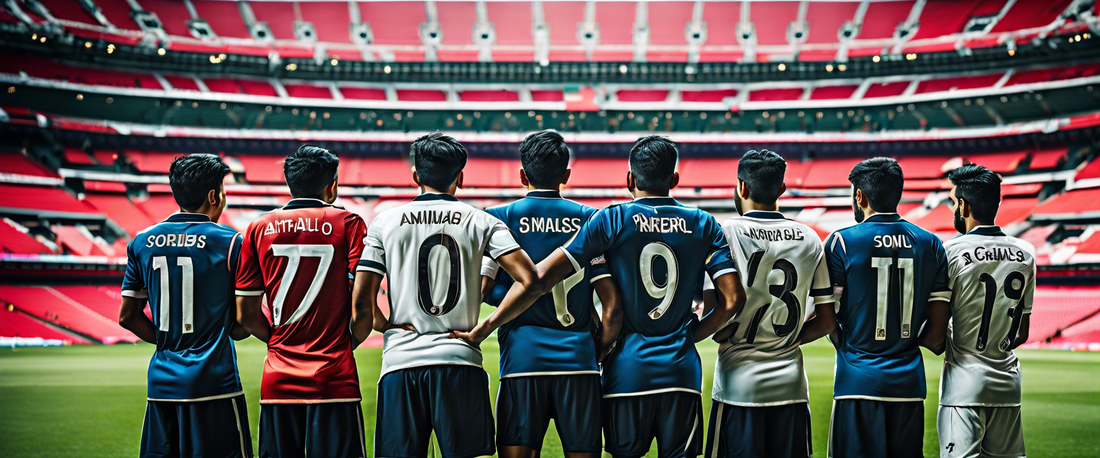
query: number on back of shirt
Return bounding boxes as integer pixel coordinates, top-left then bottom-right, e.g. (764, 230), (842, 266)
(416, 234), (461, 316)
(640, 241), (679, 319)
(738, 250), (801, 344)
(153, 256), (194, 333)
(871, 256), (914, 340)
(269, 244), (335, 326)
(977, 271), (1027, 351)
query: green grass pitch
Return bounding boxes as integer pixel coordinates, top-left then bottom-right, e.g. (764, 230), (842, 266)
(2, 317), (1099, 457)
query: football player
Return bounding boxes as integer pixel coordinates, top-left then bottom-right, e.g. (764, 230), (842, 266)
(456, 135), (747, 458)
(119, 153), (253, 458)
(823, 157), (951, 458)
(938, 164), (1034, 458)
(235, 146), (369, 458)
(702, 150), (836, 458)
(479, 130), (622, 458)
(352, 133), (545, 458)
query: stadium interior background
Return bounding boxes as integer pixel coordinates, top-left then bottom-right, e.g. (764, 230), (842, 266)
(0, 0), (1099, 456)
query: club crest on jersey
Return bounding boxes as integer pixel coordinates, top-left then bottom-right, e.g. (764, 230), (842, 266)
(632, 214), (693, 233)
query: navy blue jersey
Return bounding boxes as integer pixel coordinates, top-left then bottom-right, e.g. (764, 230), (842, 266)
(122, 213), (244, 401)
(563, 197), (736, 396)
(483, 190), (610, 378)
(823, 213), (951, 400)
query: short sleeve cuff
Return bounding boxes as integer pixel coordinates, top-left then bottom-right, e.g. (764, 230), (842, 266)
(708, 268), (736, 281)
(488, 244), (521, 260)
(121, 290), (148, 299)
(811, 287), (833, 297)
(591, 273), (612, 282)
(235, 290), (265, 297)
(356, 259), (386, 275)
(481, 257), (500, 278)
(929, 291), (951, 302)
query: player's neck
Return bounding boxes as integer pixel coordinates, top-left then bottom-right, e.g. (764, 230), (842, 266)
(741, 200), (779, 214)
(420, 185), (454, 196)
(965, 219), (995, 233)
(633, 190), (670, 199)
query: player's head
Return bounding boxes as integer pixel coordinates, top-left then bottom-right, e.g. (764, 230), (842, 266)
(410, 132), (468, 194)
(948, 164), (1001, 233)
(518, 129), (571, 190)
(628, 135), (679, 196)
(284, 145), (340, 203)
(168, 153), (231, 222)
(848, 157), (904, 223)
(735, 149), (787, 214)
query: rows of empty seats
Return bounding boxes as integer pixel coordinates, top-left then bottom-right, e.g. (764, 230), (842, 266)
(17, 1), (1081, 63)
(1024, 286), (1100, 346)
(0, 285), (138, 343)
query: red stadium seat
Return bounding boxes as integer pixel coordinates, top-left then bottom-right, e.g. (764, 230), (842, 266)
(804, 1), (860, 44)
(95, 0), (138, 30)
(1026, 286), (1100, 344)
(681, 89), (738, 103)
(135, 194), (182, 222)
(358, 1), (423, 45)
(235, 155), (286, 183)
(990, 0), (1073, 33)
(915, 74), (1004, 94)
(0, 306), (91, 343)
(1032, 189), (1100, 220)
(340, 87), (387, 101)
(284, 84), (333, 99)
(0, 152), (58, 177)
(0, 219), (54, 255)
(0, 286), (138, 343)
(128, 151), (183, 173)
(858, 1), (915, 40)
(64, 148), (95, 165)
(910, 0), (987, 41)
(1029, 148), (1067, 169)
(298, 2), (353, 44)
(247, 1), (297, 40)
(617, 90), (669, 102)
(801, 158), (865, 188)
(164, 76), (201, 92)
(1075, 159), (1100, 180)
(460, 90), (520, 102)
(140, 0), (195, 37)
(749, 88), (804, 102)
(810, 86), (858, 100)
(751, 1), (800, 46)
(397, 90), (447, 102)
(0, 184), (98, 214)
(863, 82), (910, 99)
(486, 2), (532, 47)
(530, 90), (564, 102)
(648, 2), (693, 45)
(84, 193), (156, 237)
(436, 2), (476, 46)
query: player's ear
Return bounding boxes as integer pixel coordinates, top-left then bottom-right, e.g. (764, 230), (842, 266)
(855, 188), (867, 207)
(412, 170), (421, 187)
(626, 171), (635, 191)
(560, 167), (571, 187)
(454, 171), (464, 190)
(669, 171), (680, 190)
(778, 182), (787, 198)
(519, 168), (530, 187)
(737, 179), (749, 199)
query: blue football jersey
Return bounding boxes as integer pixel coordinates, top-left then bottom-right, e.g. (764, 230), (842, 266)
(483, 190), (610, 378)
(121, 213), (244, 401)
(823, 213), (951, 400)
(562, 197), (736, 396)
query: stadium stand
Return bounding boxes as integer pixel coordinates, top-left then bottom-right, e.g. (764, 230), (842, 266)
(0, 285), (138, 343)
(0, 305), (91, 344)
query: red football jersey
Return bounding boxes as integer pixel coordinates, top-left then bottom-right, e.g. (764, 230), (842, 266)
(236, 198), (367, 403)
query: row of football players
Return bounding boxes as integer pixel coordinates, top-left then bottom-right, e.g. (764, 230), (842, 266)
(118, 131), (1034, 458)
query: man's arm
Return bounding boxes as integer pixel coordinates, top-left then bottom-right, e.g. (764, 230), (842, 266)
(236, 295), (271, 343)
(480, 276), (496, 302)
(919, 300), (951, 355)
(797, 302), (837, 345)
(695, 272), (745, 342)
(118, 296), (157, 344)
(349, 271), (379, 346)
(229, 322), (250, 341)
(592, 276), (622, 363)
(453, 248), (569, 345)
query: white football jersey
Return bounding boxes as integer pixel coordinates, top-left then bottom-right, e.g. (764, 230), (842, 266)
(940, 225), (1036, 407)
(707, 211), (835, 406)
(358, 193), (519, 377)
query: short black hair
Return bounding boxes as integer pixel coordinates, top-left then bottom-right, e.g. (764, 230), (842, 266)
(410, 132), (468, 191)
(284, 145), (339, 198)
(737, 150), (787, 205)
(519, 130), (571, 189)
(949, 164), (1002, 223)
(629, 135), (678, 194)
(848, 157), (904, 212)
(169, 153), (230, 211)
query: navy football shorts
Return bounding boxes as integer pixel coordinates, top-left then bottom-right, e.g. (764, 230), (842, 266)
(829, 399), (924, 458)
(375, 365), (495, 458)
(496, 374), (602, 453)
(705, 401), (811, 458)
(602, 391), (704, 458)
(258, 401), (366, 458)
(140, 393), (253, 458)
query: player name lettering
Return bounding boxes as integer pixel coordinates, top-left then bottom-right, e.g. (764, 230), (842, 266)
(741, 227), (804, 242)
(145, 233), (206, 248)
(632, 214), (693, 233)
(873, 234), (912, 249)
(263, 218), (334, 236)
(400, 210), (463, 226)
(961, 246), (1026, 265)
(518, 217), (582, 233)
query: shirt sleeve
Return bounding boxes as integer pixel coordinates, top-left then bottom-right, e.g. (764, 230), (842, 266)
(589, 254), (611, 282)
(703, 216), (736, 280)
(481, 256), (500, 279)
(823, 232), (848, 302)
(120, 239), (147, 299)
(227, 232), (244, 275)
(235, 225), (265, 297)
(562, 208), (617, 275)
(345, 214), (368, 277)
(356, 218), (387, 275)
(1022, 257), (1036, 315)
(928, 238), (952, 303)
(810, 250), (835, 305)
(701, 271), (714, 291)
(483, 214), (520, 259)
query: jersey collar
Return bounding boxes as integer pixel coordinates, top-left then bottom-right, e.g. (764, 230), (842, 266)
(526, 190), (562, 199)
(283, 198), (330, 210)
(743, 210), (785, 220)
(862, 212), (901, 223)
(968, 225), (1006, 236)
(633, 196), (679, 207)
(164, 212), (211, 223)
(413, 192), (459, 202)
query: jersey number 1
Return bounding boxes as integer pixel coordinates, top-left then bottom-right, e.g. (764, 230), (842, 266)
(153, 256), (193, 333)
(871, 257), (914, 340)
